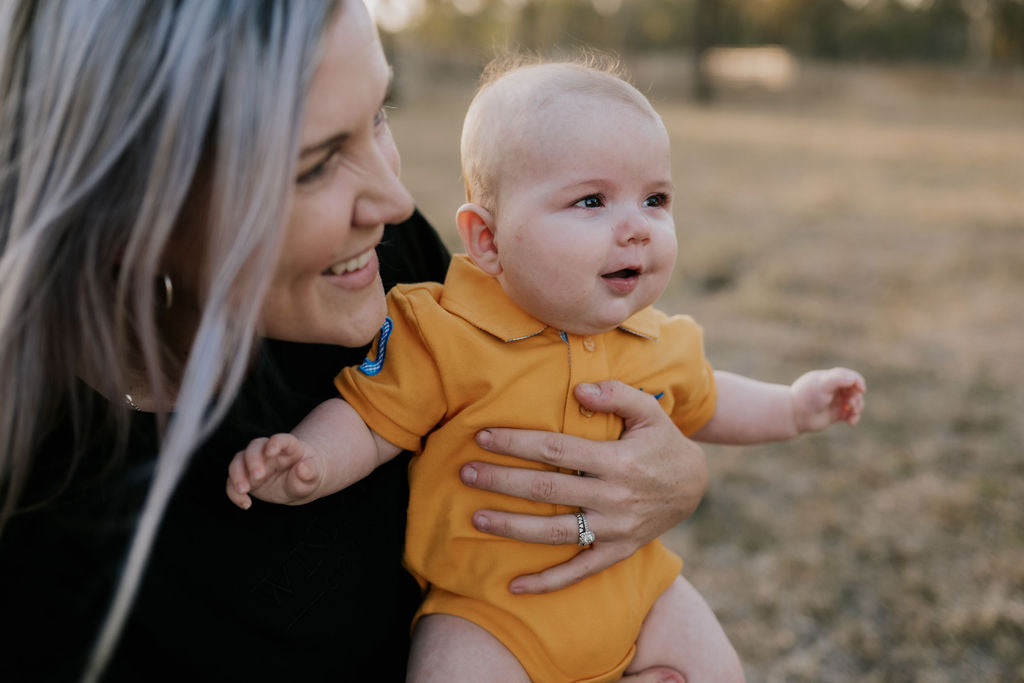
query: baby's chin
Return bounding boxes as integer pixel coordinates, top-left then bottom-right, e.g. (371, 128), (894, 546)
(578, 301), (658, 335)
(554, 313), (634, 337)
(524, 293), (652, 336)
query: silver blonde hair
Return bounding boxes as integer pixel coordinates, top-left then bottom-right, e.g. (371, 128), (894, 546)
(0, 0), (340, 678)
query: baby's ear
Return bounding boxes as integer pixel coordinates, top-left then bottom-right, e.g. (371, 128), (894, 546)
(455, 203), (502, 276)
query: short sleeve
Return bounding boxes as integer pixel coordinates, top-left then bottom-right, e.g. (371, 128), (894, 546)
(335, 285), (447, 452)
(660, 314), (718, 436)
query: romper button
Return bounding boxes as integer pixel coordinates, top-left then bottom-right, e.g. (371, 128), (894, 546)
(579, 406), (595, 418)
(583, 337), (595, 352)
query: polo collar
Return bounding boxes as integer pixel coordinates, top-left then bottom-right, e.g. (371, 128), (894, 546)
(439, 255), (663, 343)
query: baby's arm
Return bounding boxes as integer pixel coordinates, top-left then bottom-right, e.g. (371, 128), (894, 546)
(225, 398), (402, 509)
(692, 368), (865, 444)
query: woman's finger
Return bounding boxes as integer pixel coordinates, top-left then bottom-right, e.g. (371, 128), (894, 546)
(508, 542), (632, 594)
(573, 380), (663, 428)
(470, 510), (615, 546)
(474, 428), (614, 477)
(461, 462), (602, 508)
(472, 381), (659, 473)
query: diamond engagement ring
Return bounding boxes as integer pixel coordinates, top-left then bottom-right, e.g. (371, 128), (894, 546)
(575, 511), (595, 547)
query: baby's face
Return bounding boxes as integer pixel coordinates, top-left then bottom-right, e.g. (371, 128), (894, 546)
(492, 95), (677, 335)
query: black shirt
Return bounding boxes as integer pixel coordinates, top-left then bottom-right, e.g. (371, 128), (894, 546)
(0, 211), (451, 682)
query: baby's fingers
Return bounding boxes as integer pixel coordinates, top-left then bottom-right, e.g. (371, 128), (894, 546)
(241, 437), (275, 484)
(822, 367), (866, 395)
(284, 456), (324, 502)
(244, 433), (304, 482)
(840, 386), (866, 425)
(226, 451), (256, 510)
(293, 457), (321, 484)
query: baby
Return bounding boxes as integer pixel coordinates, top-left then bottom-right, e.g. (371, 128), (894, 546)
(227, 60), (865, 682)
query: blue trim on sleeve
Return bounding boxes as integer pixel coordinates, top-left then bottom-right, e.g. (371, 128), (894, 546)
(358, 316), (393, 376)
(638, 387), (666, 400)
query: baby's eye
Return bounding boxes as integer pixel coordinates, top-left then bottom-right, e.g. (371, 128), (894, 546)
(644, 193), (670, 208)
(574, 195), (603, 209)
(373, 106), (390, 127)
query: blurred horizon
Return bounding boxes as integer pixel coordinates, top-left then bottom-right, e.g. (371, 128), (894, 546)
(366, 0), (1024, 70)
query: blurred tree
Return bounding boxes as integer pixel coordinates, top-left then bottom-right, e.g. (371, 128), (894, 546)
(692, 0), (720, 101)
(992, 0), (1024, 63)
(377, 0), (1023, 67)
(517, 0), (542, 52)
(962, 0), (994, 65)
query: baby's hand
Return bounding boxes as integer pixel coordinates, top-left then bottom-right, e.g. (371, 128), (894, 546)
(790, 367), (866, 433)
(225, 433), (324, 509)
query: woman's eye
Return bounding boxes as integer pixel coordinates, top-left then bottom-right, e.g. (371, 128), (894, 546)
(374, 106), (390, 127)
(574, 195), (603, 209)
(296, 149), (339, 185)
(644, 193), (670, 208)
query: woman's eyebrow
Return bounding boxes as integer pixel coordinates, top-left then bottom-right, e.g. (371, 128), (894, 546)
(300, 132), (348, 158)
(299, 70), (394, 158)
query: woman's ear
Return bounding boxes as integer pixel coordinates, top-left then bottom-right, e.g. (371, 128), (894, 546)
(456, 203), (502, 276)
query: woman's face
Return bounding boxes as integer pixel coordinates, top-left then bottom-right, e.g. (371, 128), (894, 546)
(259, 2), (414, 347)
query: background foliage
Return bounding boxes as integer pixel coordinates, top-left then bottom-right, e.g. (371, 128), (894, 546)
(375, 0), (1024, 66)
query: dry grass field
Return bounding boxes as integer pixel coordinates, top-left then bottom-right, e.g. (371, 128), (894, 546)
(387, 56), (1024, 681)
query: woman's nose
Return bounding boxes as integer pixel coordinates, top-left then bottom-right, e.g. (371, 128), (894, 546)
(353, 138), (415, 228)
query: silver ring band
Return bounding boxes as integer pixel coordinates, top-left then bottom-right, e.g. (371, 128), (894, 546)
(575, 511), (595, 547)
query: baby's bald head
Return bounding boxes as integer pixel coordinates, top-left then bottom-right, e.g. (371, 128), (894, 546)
(460, 59), (661, 215)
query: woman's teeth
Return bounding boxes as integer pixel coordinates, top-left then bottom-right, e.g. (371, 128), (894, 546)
(327, 249), (373, 275)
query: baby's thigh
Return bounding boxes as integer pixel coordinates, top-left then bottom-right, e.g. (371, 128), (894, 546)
(628, 574), (746, 683)
(407, 613), (530, 683)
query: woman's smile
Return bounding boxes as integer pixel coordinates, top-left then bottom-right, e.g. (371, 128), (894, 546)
(322, 245), (380, 289)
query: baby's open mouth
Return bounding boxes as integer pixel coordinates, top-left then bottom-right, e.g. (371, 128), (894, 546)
(602, 268), (640, 279)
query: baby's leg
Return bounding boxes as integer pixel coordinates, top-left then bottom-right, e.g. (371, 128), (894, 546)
(407, 613), (530, 683)
(627, 575), (746, 683)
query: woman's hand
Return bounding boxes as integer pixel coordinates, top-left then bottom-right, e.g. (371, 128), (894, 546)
(459, 380), (708, 594)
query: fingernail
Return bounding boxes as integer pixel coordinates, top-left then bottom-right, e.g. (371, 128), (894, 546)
(578, 382), (600, 396)
(461, 464), (478, 484)
(473, 512), (490, 531)
(476, 429), (493, 448)
(509, 583), (525, 594)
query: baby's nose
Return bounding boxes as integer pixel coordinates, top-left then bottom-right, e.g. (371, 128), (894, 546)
(616, 211), (651, 246)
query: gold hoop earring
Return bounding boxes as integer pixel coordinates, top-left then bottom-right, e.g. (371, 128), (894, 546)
(158, 274), (174, 310)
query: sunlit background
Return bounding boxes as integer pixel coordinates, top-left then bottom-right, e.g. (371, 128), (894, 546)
(364, 1), (1023, 680)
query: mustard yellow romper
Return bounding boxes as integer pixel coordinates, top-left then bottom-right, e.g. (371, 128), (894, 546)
(336, 255), (717, 682)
